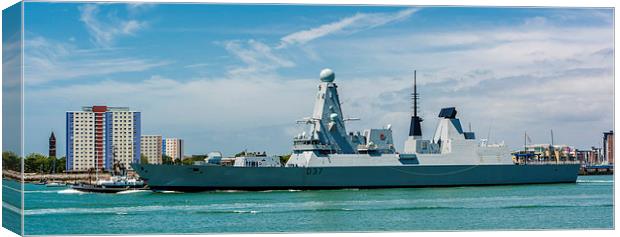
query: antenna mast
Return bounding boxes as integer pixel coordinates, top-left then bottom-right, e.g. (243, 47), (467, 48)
(409, 70), (423, 137)
(414, 70), (418, 118)
(550, 129), (554, 146)
(524, 131), (528, 164)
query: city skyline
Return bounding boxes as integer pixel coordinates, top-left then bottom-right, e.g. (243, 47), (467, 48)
(19, 3), (614, 156)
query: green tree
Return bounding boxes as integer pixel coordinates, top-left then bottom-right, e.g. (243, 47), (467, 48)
(140, 154), (149, 164)
(2, 151), (21, 171)
(181, 158), (194, 165)
(56, 156), (67, 173)
(181, 155), (207, 165)
(24, 153), (49, 173)
(162, 155), (173, 165)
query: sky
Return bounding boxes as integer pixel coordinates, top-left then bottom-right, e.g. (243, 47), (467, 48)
(19, 2), (614, 156)
(2, 2), (22, 155)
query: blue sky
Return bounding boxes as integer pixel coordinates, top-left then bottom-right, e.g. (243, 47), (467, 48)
(20, 2), (614, 156)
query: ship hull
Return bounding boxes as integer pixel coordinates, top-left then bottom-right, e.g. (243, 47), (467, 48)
(132, 163), (580, 191)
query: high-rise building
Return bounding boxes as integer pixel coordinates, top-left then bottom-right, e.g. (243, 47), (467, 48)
(603, 130), (613, 164)
(66, 106), (141, 171)
(163, 138), (184, 160)
(141, 135), (163, 164)
(49, 131), (56, 158)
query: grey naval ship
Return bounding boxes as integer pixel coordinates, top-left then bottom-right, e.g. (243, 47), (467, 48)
(132, 69), (580, 191)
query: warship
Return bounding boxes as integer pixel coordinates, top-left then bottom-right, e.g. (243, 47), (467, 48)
(132, 69), (580, 191)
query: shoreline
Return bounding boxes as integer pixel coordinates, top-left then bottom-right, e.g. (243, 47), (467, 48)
(2, 169), (139, 184)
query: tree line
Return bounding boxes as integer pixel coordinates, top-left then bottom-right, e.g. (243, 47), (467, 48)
(139, 154), (203, 165)
(3, 151), (294, 172)
(2, 151), (67, 173)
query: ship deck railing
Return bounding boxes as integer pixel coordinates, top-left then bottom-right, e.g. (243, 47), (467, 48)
(515, 160), (581, 165)
(293, 143), (332, 151)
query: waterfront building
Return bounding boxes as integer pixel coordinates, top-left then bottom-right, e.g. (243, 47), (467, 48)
(141, 135), (163, 164)
(575, 148), (600, 165)
(66, 106), (141, 171)
(573, 147), (607, 165)
(575, 149), (587, 164)
(512, 144), (576, 163)
(603, 130), (613, 164)
(577, 147), (602, 165)
(49, 131), (56, 158)
(590, 147), (602, 164)
(163, 138), (184, 160)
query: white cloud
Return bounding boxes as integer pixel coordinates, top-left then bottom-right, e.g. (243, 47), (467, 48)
(24, 36), (169, 85)
(279, 8), (418, 47)
(224, 39), (295, 77)
(314, 23), (613, 90)
(307, 23), (614, 150)
(523, 16), (548, 26)
(2, 32), (22, 89)
(221, 9), (418, 78)
(184, 63), (210, 69)
(79, 4), (147, 47)
(126, 2), (155, 16)
(280, 14), (364, 47)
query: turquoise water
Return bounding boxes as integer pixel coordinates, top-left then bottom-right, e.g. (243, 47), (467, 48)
(9, 176), (615, 235)
(2, 178), (22, 235)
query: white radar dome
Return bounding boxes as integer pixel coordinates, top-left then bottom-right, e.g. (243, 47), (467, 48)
(319, 68), (335, 82)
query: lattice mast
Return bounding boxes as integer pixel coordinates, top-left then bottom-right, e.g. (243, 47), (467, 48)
(409, 70), (423, 137)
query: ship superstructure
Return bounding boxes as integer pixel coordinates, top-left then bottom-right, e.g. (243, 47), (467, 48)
(287, 68), (512, 167)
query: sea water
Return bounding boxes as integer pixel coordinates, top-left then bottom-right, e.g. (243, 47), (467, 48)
(3, 175), (613, 235)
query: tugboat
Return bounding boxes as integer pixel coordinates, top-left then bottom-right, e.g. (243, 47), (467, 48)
(71, 152), (146, 193)
(71, 175), (145, 193)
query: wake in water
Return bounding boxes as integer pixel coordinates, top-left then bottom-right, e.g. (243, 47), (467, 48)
(24, 203), (267, 216)
(117, 190), (150, 194)
(215, 190), (247, 193)
(2, 185), (22, 193)
(577, 180), (614, 183)
(57, 189), (86, 194)
(22, 198), (614, 216)
(232, 210), (259, 214)
(2, 201), (21, 214)
(155, 190), (184, 194)
(24, 190), (60, 194)
(259, 189), (303, 193)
